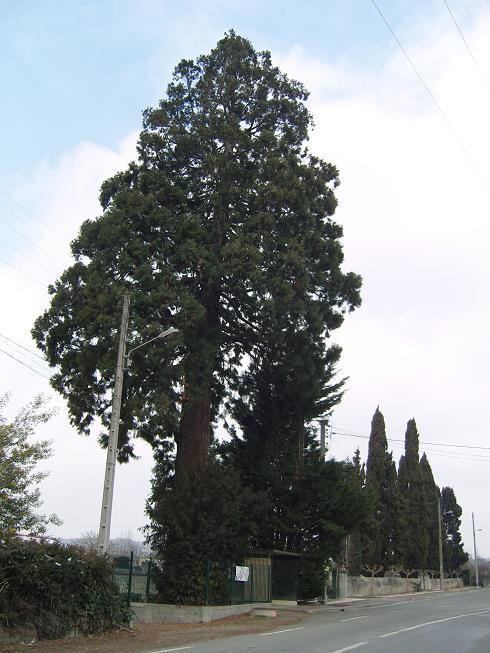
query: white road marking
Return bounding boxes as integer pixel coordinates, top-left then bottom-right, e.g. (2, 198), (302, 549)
(365, 601), (404, 609)
(378, 610), (490, 638)
(151, 647), (193, 653)
(329, 643), (368, 653)
(258, 626), (304, 636)
(341, 616), (368, 622)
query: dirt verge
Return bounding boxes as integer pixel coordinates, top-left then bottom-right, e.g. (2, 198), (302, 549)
(0, 610), (305, 653)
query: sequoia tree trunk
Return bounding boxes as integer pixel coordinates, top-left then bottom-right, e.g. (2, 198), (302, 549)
(175, 381), (212, 479)
(174, 282), (220, 482)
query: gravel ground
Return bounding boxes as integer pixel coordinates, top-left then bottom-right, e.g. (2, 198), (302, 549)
(1, 611), (305, 653)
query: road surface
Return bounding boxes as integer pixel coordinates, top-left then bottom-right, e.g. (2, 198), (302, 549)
(151, 589), (489, 653)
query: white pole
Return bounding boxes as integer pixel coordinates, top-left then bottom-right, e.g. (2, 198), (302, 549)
(97, 294), (130, 555)
(472, 512), (479, 587)
(320, 420), (326, 460)
(438, 497), (444, 590)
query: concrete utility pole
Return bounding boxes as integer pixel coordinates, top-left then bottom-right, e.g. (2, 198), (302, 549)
(97, 293), (130, 555)
(472, 512), (479, 587)
(437, 497), (444, 590)
(319, 419), (327, 461)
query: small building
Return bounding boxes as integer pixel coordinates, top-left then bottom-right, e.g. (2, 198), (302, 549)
(244, 550), (300, 605)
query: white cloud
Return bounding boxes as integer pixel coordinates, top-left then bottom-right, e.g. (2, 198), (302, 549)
(275, 10), (490, 555)
(0, 132), (144, 540)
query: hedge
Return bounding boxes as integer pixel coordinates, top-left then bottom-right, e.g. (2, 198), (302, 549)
(0, 537), (130, 640)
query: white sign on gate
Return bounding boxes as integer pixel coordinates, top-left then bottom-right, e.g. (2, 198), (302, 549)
(235, 565), (250, 582)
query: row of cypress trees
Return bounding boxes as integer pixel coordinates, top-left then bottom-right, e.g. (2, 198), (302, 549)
(347, 408), (468, 576)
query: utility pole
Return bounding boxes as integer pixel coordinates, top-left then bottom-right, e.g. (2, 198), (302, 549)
(319, 419), (327, 461)
(345, 534), (349, 574)
(97, 293), (130, 555)
(437, 496), (444, 590)
(472, 512), (479, 587)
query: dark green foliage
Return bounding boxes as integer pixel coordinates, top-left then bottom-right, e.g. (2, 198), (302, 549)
(419, 453), (440, 570)
(219, 322), (368, 599)
(224, 339), (345, 509)
(364, 408), (405, 569)
(223, 416), (370, 600)
(0, 537), (130, 640)
(366, 408), (388, 490)
(295, 457), (370, 599)
(441, 486), (468, 571)
(33, 32), (363, 600)
(351, 416), (469, 576)
(344, 450), (366, 576)
(32, 31), (361, 479)
(398, 419), (429, 569)
(146, 460), (260, 604)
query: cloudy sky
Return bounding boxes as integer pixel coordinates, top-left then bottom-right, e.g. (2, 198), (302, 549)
(1, 0), (489, 558)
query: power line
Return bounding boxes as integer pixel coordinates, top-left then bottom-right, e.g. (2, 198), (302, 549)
(370, 0), (490, 196)
(442, 0), (490, 97)
(333, 426), (490, 450)
(333, 431), (489, 463)
(0, 347), (51, 380)
(387, 440), (490, 462)
(0, 235), (58, 276)
(0, 335), (51, 375)
(0, 200), (66, 251)
(333, 429), (489, 462)
(0, 339), (52, 375)
(0, 187), (67, 243)
(0, 332), (46, 362)
(0, 254), (47, 288)
(0, 211), (67, 268)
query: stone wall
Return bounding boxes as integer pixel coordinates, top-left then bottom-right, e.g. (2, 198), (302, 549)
(131, 602), (270, 624)
(344, 574), (463, 598)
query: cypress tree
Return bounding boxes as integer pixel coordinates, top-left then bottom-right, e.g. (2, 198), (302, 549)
(345, 448), (367, 575)
(398, 419), (429, 569)
(441, 486), (469, 572)
(364, 408), (404, 569)
(419, 453), (440, 571)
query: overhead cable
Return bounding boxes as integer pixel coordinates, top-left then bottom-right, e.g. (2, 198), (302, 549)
(442, 0), (490, 97)
(370, 0), (490, 196)
(333, 426), (490, 450)
(0, 254), (47, 288)
(0, 347), (51, 380)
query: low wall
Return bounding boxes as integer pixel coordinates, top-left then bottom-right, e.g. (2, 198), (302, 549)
(345, 575), (463, 598)
(131, 602), (269, 624)
(0, 627), (38, 646)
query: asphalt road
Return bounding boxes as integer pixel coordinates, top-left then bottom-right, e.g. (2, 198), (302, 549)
(147, 589), (490, 653)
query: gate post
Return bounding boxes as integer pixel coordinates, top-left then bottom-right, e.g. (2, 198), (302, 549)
(338, 567), (348, 599)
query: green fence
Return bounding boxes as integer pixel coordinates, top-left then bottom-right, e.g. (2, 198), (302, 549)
(205, 560), (271, 605)
(113, 552), (158, 604)
(114, 555), (272, 606)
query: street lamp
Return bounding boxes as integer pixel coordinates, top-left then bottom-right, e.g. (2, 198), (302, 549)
(96, 294), (178, 555)
(472, 512), (483, 587)
(124, 327), (179, 368)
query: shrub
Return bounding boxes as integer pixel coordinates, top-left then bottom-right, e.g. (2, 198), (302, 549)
(0, 537), (130, 640)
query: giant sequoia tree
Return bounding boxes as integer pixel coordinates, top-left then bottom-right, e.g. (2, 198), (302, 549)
(33, 32), (361, 480)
